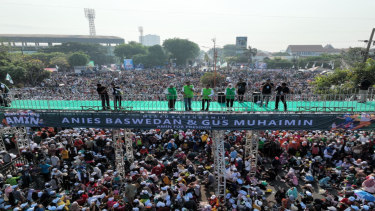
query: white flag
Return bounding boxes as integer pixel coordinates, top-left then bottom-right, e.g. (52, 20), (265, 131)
(292, 65), (294, 69)
(5, 73), (13, 84)
(321, 63), (324, 68)
(312, 62), (316, 68)
(332, 62), (334, 70)
(305, 62), (309, 69)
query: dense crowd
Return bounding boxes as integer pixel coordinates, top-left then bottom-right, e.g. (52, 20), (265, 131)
(1, 127), (375, 211)
(12, 69), (317, 101)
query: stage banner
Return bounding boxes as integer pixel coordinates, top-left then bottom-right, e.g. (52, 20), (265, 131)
(0, 111), (374, 130)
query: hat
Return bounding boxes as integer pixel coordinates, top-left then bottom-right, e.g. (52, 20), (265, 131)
(21, 203), (29, 208)
(349, 196), (355, 201)
(78, 190), (83, 194)
(57, 205), (65, 210)
(275, 157), (279, 160)
(211, 195), (216, 199)
(351, 205), (359, 210)
(255, 200), (262, 207)
(363, 205), (370, 210)
(52, 198), (60, 203)
(306, 191), (312, 196)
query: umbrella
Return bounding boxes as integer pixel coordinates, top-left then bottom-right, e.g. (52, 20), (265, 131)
(354, 190), (375, 202)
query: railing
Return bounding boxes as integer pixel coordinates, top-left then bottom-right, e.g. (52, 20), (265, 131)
(0, 156), (29, 176)
(1, 87), (374, 113)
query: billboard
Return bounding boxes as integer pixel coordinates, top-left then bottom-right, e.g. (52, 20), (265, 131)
(2, 111), (374, 131)
(236, 37), (247, 51)
(124, 59), (134, 70)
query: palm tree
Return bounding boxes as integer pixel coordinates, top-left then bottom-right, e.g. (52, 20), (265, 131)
(243, 46), (258, 66)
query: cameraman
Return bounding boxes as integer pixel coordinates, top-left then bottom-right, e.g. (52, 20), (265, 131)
(260, 78), (274, 107)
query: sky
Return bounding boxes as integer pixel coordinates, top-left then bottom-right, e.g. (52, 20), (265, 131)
(1, 0), (375, 52)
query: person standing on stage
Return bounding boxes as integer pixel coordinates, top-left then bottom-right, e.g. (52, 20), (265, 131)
(225, 84), (236, 111)
(97, 83), (110, 110)
(275, 83), (290, 111)
(260, 78), (275, 107)
(164, 83), (177, 111)
(236, 78), (247, 103)
(358, 77), (372, 103)
(201, 84), (214, 111)
(111, 83), (122, 110)
(182, 81), (194, 111)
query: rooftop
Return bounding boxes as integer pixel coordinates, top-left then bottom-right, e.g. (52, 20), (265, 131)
(0, 34), (125, 44)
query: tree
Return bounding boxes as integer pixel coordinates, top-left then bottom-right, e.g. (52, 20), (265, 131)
(113, 41), (147, 60)
(146, 45), (166, 66)
(67, 52), (90, 67)
(272, 52), (291, 56)
(50, 56), (69, 71)
(22, 59), (51, 86)
(243, 46), (257, 65)
(132, 54), (149, 67)
(204, 53), (210, 63)
(0, 65), (27, 85)
(163, 38), (200, 65)
(222, 44), (237, 58)
(39, 42), (112, 65)
(200, 72), (226, 88)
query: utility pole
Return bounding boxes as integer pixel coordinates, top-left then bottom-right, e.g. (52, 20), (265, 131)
(363, 28), (375, 63)
(212, 38), (217, 88)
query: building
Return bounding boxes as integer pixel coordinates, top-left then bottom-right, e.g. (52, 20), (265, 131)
(0, 34), (125, 54)
(139, 34), (160, 46)
(286, 45), (342, 57)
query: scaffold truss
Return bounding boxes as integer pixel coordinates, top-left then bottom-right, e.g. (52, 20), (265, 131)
(124, 129), (134, 163)
(112, 129), (126, 179)
(245, 131), (259, 176)
(0, 127), (28, 153)
(212, 130), (226, 203)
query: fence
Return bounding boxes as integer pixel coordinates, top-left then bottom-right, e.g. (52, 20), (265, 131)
(0, 156), (29, 176)
(2, 87), (375, 112)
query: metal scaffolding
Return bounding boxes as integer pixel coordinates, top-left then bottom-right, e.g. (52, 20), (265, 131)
(112, 129), (126, 179)
(124, 129), (134, 163)
(245, 131), (259, 176)
(0, 127), (29, 153)
(212, 130), (226, 203)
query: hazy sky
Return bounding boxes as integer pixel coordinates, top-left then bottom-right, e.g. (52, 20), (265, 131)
(1, 0), (375, 52)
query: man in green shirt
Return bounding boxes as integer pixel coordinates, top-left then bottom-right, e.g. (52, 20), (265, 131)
(164, 84), (177, 111)
(5, 174), (20, 185)
(225, 84), (236, 111)
(182, 81), (194, 111)
(201, 84), (214, 111)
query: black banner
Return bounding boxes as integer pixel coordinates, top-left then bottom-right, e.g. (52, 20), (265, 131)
(1, 111), (374, 130)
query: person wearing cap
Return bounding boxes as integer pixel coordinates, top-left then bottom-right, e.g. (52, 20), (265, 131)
(5, 174), (21, 186)
(164, 83), (177, 111)
(302, 191), (314, 204)
(208, 195), (219, 208)
(358, 76), (372, 103)
(151, 165), (163, 177)
(274, 82), (290, 111)
(225, 83), (236, 111)
(182, 81), (194, 111)
(96, 83), (110, 110)
(201, 84), (214, 111)
(260, 78), (275, 107)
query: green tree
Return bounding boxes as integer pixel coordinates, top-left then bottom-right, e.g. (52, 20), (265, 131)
(114, 41), (147, 60)
(67, 52), (90, 67)
(272, 52), (291, 56)
(39, 42), (112, 65)
(132, 54), (149, 67)
(22, 59), (51, 86)
(146, 45), (166, 66)
(200, 72), (226, 88)
(163, 38), (200, 65)
(222, 44), (237, 57)
(0, 65), (27, 85)
(50, 56), (69, 71)
(243, 46), (257, 65)
(204, 53), (210, 63)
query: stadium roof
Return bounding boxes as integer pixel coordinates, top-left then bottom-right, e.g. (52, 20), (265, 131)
(0, 34), (125, 44)
(287, 45), (326, 52)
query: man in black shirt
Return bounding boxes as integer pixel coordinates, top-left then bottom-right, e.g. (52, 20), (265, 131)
(236, 78), (247, 103)
(96, 84), (110, 110)
(260, 78), (275, 107)
(275, 83), (290, 111)
(358, 77), (372, 103)
(111, 83), (122, 110)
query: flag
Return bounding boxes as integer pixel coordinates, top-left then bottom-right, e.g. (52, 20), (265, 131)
(321, 63), (324, 68)
(332, 62), (334, 70)
(193, 62), (197, 67)
(312, 62), (316, 68)
(240, 65), (243, 69)
(292, 65), (294, 69)
(216, 61), (221, 66)
(305, 62), (309, 69)
(55, 65), (59, 71)
(6, 73), (13, 84)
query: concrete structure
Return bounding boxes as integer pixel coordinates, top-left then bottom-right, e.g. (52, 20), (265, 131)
(139, 34), (160, 46)
(0, 34), (125, 55)
(286, 45), (342, 57)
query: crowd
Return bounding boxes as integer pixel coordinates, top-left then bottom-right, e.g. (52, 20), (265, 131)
(0, 127), (375, 211)
(12, 69), (317, 102)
